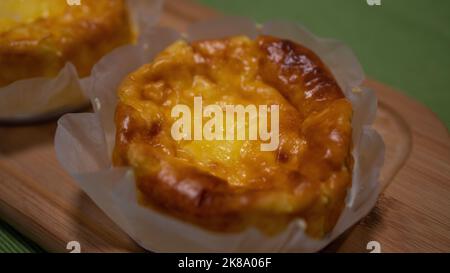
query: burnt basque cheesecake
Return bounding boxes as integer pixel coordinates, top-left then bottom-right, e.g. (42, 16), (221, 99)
(113, 35), (353, 238)
(0, 0), (133, 87)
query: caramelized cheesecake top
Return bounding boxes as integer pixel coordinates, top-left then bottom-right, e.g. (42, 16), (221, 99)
(0, 0), (66, 33)
(0, 0), (132, 87)
(113, 35), (353, 237)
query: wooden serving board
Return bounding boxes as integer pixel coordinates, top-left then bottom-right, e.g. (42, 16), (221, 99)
(0, 0), (449, 253)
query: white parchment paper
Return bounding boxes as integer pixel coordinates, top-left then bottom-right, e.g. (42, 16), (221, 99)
(0, 0), (163, 121)
(55, 18), (385, 252)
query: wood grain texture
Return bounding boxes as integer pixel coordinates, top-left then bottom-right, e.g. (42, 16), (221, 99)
(0, 0), (448, 252)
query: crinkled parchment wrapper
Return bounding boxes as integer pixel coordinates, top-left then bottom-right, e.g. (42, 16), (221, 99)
(55, 18), (385, 252)
(0, 0), (163, 121)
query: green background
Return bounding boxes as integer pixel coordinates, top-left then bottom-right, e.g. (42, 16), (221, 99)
(0, 0), (449, 253)
(199, 0), (450, 127)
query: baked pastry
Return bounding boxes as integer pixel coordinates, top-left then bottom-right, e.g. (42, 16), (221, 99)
(113, 35), (353, 238)
(0, 0), (133, 87)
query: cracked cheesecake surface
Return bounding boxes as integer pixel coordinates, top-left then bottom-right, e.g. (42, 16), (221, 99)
(0, 0), (132, 87)
(113, 35), (353, 237)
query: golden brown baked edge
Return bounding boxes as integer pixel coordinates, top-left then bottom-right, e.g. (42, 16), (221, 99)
(113, 35), (353, 238)
(0, 0), (133, 87)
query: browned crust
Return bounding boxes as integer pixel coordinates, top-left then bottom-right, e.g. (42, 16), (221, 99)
(113, 35), (353, 237)
(0, 0), (132, 87)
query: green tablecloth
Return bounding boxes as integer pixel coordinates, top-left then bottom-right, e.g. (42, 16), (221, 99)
(0, 0), (448, 253)
(0, 220), (42, 253)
